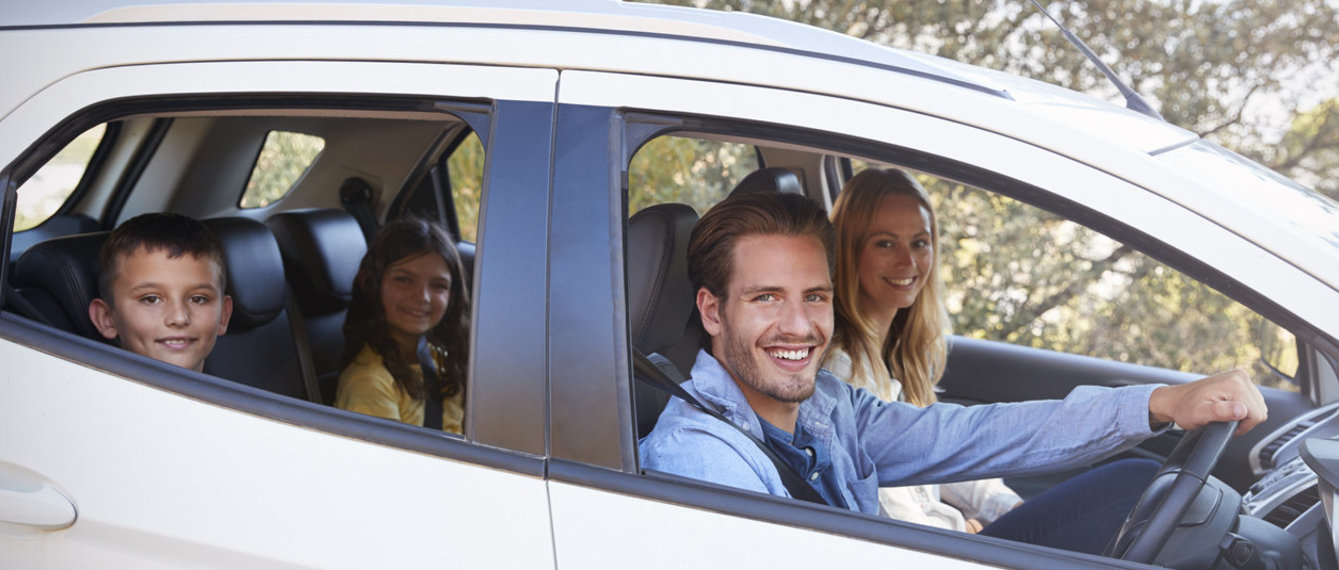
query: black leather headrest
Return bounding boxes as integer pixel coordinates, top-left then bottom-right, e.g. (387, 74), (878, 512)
(267, 209), (366, 314)
(11, 231), (110, 340)
(727, 167), (803, 198)
(627, 203), (699, 354)
(203, 217), (287, 331)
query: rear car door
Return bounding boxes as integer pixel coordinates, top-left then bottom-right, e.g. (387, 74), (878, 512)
(0, 27), (558, 566)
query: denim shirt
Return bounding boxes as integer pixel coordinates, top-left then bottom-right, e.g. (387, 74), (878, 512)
(638, 349), (1162, 515)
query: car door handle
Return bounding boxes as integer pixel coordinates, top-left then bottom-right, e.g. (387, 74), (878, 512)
(0, 464), (76, 530)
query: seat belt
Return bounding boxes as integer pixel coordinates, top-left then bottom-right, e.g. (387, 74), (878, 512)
(339, 177), (379, 242)
(1, 282), (52, 325)
(417, 337), (444, 431)
(633, 350), (828, 506)
(283, 286), (323, 404)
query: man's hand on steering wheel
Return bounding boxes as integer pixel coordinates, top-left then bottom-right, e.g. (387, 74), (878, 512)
(1148, 369), (1267, 435)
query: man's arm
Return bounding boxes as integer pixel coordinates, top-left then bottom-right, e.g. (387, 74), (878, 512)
(640, 423), (778, 496)
(1148, 369), (1267, 435)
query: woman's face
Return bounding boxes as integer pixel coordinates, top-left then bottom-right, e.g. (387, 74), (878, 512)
(380, 251), (453, 352)
(856, 193), (935, 317)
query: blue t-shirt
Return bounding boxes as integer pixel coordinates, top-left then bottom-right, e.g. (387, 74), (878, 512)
(758, 415), (849, 509)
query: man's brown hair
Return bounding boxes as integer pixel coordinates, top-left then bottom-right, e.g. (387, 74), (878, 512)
(98, 213), (227, 305)
(687, 192), (836, 301)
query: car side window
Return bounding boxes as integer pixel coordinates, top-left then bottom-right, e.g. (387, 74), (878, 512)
(628, 134), (759, 214)
(239, 130), (325, 209)
(13, 124), (108, 231)
(5, 102), (492, 438)
(447, 131), (484, 243)
(854, 164), (1301, 390)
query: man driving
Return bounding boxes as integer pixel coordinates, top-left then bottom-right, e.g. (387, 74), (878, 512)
(639, 191), (1266, 553)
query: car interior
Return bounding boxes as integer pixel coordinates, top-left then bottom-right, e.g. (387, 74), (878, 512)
(2, 99), (1333, 568)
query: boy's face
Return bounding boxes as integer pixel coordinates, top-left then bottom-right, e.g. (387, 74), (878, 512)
(89, 247), (232, 372)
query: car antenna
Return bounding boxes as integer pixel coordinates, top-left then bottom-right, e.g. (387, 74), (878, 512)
(1027, 0), (1165, 121)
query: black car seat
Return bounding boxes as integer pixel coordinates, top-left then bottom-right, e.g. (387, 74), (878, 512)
(726, 166), (803, 198)
(267, 208), (368, 405)
(627, 203), (699, 438)
(202, 217), (312, 401)
(10, 231), (111, 341)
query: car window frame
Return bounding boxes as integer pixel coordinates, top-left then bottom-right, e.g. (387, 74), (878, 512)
(0, 88), (553, 473)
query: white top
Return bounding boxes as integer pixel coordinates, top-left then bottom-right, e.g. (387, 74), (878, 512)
(824, 348), (1022, 530)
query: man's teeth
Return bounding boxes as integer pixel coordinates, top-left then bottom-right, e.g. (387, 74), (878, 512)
(770, 348), (810, 361)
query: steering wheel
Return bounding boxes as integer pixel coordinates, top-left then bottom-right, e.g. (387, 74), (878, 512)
(1106, 420), (1238, 563)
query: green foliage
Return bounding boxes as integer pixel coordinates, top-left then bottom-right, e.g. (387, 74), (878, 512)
(240, 131), (325, 209)
(13, 125), (107, 231)
(628, 136), (759, 214)
(932, 178), (1297, 388)
(1274, 99), (1339, 201)
(448, 132), (485, 243)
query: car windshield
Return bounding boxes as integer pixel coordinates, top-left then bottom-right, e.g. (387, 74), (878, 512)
(1155, 139), (1339, 254)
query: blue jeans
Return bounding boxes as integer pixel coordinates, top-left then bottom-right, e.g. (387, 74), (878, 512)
(979, 458), (1160, 555)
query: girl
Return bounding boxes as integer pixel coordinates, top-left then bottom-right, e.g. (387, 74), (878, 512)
(335, 218), (470, 434)
(826, 167), (1155, 554)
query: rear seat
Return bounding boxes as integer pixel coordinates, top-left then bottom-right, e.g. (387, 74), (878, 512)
(10, 231), (112, 342)
(201, 217), (313, 401)
(9, 216), (318, 403)
(267, 208), (367, 405)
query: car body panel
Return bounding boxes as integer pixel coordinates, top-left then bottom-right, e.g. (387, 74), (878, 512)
(0, 330), (555, 568)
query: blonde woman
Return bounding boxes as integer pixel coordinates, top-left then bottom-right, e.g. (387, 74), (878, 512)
(826, 168), (1156, 554)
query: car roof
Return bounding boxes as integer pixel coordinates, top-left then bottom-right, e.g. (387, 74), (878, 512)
(6, 0), (1193, 150)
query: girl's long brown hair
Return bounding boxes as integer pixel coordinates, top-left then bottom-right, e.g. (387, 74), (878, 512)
(341, 218), (470, 400)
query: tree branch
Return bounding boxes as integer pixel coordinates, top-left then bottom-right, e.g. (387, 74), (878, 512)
(997, 244), (1135, 338)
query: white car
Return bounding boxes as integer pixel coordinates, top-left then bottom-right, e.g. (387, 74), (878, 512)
(2, 1), (1337, 568)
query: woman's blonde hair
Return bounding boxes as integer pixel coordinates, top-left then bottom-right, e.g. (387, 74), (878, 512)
(830, 168), (950, 406)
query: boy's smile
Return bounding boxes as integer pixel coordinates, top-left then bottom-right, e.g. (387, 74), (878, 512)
(90, 247), (232, 372)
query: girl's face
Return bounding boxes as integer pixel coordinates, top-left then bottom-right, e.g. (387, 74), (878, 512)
(380, 251), (453, 352)
(856, 194), (934, 318)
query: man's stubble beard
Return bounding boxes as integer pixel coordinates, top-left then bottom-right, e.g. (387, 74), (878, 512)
(717, 311), (819, 404)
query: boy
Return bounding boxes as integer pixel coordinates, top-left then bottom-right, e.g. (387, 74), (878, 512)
(88, 213), (232, 372)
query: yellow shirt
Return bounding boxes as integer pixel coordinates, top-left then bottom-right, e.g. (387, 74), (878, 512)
(335, 345), (464, 435)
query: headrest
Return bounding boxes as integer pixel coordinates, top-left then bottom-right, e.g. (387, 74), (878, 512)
(203, 217), (287, 331)
(11, 231), (110, 340)
(627, 203), (699, 354)
(267, 209), (366, 314)
(727, 167), (803, 198)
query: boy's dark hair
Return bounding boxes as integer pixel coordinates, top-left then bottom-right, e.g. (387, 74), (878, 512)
(98, 213), (227, 304)
(341, 217), (471, 401)
(687, 192), (836, 301)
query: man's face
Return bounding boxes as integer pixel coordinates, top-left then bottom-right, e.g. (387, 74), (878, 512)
(698, 234), (833, 405)
(90, 247), (232, 372)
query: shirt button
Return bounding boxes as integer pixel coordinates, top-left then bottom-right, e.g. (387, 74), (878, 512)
(804, 448), (814, 457)
(809, 472), (819, 481)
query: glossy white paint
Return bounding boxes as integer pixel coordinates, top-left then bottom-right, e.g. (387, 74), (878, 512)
(548, 481), (988, 568)
(0, 339), (554, 568)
